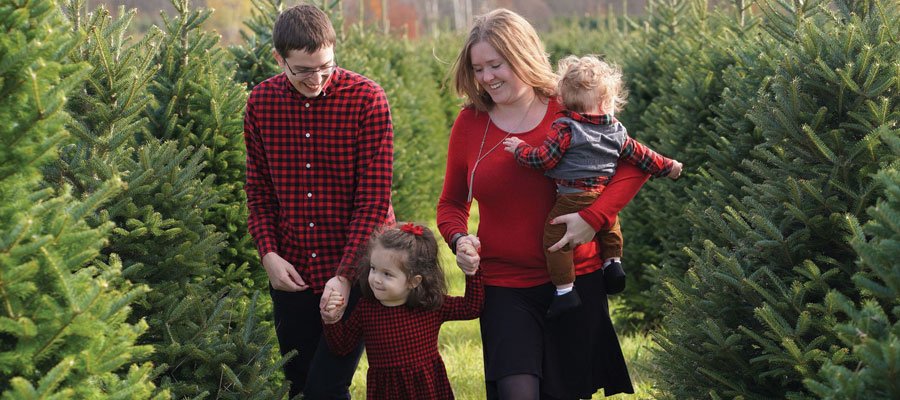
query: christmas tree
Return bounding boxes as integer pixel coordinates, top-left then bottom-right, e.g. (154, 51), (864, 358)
(0, 0), (159, 397)
(53, 1), (289, 397)
(650, 0), (900, 397)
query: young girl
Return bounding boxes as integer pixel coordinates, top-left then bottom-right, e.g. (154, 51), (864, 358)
(321, 223), (483, 400)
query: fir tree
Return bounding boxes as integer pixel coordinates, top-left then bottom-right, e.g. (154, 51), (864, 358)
(143, 0), (262, 292)
(807, 136), (900, 399)
(0, 0), (158, 397)
(55, 2), (289, 397)
(651, 0), (900, 397)
(228, 0), (284, 89)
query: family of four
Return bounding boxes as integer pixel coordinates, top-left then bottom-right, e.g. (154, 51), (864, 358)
(243, 3), (682, 399)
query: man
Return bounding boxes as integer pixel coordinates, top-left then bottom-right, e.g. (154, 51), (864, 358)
(243, 4), (394, 398)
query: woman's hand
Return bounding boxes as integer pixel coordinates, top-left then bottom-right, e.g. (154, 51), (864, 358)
(455, 235), (481, 276)
(547, 212), (597, 252)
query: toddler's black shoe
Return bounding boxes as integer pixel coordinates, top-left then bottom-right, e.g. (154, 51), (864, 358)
(603, 261), (626, 294)
(546, 288), (581, 319)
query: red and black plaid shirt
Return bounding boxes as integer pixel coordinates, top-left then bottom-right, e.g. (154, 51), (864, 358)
(244, 69), (394, 292)
(323, 272), (484, 399)
(514, 110), (674, 192)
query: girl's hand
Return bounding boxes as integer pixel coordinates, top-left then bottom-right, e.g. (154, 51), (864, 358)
(502, 137), (524, 153)
(455, 235), (481, 276)
(320, 275), (350, 322)
(321, 291), (345, 325)
(324, 291), (344, 312)
(668, 161), (683, 179)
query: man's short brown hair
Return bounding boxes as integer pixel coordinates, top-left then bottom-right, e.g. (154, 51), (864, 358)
(273, 3), (336, 57)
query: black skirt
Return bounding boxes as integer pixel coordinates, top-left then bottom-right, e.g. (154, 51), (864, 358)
(480, 268), (634, 399)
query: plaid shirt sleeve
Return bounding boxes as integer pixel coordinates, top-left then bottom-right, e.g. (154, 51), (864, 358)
(439, 270), (484, 321)
(513, 121), (572, 170)
(336, 89), (394, 281)
(243, 95), (279, 258)
(619, 136), (675, 178)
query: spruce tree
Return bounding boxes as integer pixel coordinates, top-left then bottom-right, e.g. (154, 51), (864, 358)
(807, 138), (900, 399)
(143, 0), (262, 292)
(55, 2), (289, 397)
(0, 0), (158, 397)
(228, 0), (283, 89)
(651, 0), (900, 397)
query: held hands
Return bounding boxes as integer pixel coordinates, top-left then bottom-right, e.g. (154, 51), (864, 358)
(455, 235), (481, 276)
(668, 161), (683, 179)
(320, 275), (351, 322)
(262, 252), (309, 292)
(321, 291), (345, 325)
(502, 137), (524, 153)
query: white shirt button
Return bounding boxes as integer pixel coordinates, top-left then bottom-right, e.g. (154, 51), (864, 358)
(305, 132), (311, 138)
(309, 222), (315, 228)
(304, 103), (310, 108)
(307, 192), (313, 198)
(311, 252), (317, 258)
(306, 163), (311, 168)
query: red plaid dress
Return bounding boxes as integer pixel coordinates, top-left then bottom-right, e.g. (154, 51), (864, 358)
(323, 272), (484, 399)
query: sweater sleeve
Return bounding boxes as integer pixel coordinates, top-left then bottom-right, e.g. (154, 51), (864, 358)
(578, 161), (649, 231)
(437, 111), (475, 244)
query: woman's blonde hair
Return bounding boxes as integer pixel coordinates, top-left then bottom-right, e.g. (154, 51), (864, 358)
(451, 9), (557, 112)
(556, 55), (627, 114)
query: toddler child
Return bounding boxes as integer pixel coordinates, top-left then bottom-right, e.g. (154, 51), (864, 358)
(321, 223), (483, 399)
(502, 55), (682, 318)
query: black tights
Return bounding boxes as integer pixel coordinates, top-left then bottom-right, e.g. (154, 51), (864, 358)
(488, 374), (540, 400)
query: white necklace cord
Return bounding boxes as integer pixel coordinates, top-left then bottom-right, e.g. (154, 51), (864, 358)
(467, 96), (538, 202)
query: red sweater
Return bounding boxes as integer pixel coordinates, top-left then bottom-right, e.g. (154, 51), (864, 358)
(437, 99), (649, 288)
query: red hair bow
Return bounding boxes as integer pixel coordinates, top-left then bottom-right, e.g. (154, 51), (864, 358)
(400, 223), (423, 235)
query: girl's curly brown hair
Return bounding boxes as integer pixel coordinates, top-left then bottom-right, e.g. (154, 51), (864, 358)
(356, 224), (447, 310)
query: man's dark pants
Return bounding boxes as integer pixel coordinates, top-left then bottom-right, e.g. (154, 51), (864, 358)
(270, 284), (364, 399)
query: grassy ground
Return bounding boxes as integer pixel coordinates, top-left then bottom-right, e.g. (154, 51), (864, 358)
(349, 221), (656, 399)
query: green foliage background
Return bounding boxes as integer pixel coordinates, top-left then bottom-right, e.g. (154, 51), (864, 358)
(2, 0), (899, 398)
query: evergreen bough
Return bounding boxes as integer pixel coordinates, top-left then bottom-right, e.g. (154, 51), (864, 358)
(1, 0), (158, 397)
(651, 0), (900, 397)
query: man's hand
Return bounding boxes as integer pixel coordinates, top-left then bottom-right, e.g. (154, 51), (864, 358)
(502, 137), (524, 153)
(320, 275), (351, 322)
(455, 235), (481, 276)
(546, 213), (598, 253)
(263, 252), (308, 291)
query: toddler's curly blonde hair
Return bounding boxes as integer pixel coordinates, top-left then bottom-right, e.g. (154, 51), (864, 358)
(557, 55), (627, 114)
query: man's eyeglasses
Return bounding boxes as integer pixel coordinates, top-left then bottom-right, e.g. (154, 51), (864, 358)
(284, 61), (338, 79)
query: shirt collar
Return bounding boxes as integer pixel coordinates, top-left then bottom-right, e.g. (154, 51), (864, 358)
(278, 67), (343, 100)
(557, 109), (616, 125)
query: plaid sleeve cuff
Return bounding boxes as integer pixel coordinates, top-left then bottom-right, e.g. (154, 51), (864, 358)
(256, 236), (278, 259)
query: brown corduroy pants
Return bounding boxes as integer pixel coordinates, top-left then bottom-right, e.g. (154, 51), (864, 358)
(542, 191), (623, 287)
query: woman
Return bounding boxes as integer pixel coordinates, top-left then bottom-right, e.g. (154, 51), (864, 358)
(436, 8), (645, 400)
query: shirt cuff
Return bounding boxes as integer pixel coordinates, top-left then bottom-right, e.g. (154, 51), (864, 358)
(256, 237), (278, 260)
